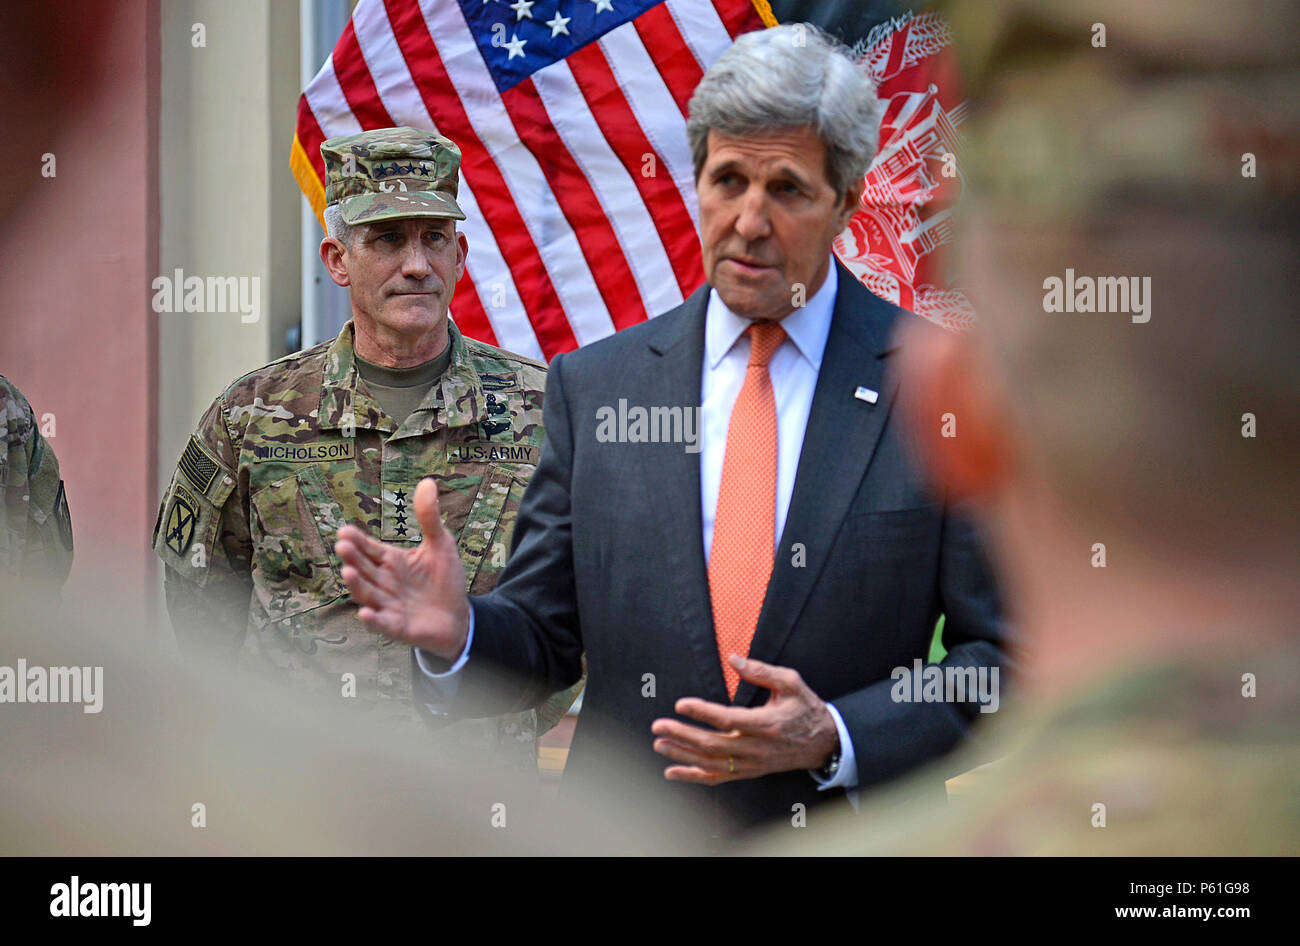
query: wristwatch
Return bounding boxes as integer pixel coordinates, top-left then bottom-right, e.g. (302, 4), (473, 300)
(815, 744), (841, 781)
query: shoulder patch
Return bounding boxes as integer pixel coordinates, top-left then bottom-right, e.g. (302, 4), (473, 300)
(163, 483), (199, 556)
(463, 336), (547, 373)
(179, 436), (220, 492)
(153, 464), (234, 584)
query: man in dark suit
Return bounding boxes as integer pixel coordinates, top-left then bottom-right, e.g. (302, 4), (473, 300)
(335, 24), (1010, 837)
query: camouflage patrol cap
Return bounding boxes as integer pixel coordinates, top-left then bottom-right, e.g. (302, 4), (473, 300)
(321, 126), (466, 226)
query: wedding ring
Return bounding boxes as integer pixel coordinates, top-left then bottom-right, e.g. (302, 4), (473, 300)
(727, 756), (735, 774)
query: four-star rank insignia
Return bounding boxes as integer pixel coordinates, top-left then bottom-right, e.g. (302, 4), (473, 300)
(383, 484), (419, 542)
(164, 483), (199, 556)
(393, 488), (409, 538)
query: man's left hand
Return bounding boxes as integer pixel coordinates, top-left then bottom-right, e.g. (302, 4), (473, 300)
(651, 655), (840, 784)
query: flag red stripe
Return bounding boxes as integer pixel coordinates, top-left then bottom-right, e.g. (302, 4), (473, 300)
(450, 266), (500, 347)
(382, 0), (578, 359)
(296, 97), (328, 179)
(712, 0), (765, 39)
(566, 41), (705, 299)
(632, 4), (704, 118)
(332, 20), (397, 129)
(502, 80), (649, 332)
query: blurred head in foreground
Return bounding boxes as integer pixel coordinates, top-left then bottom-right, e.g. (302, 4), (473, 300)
(753, 0), (1299, 854)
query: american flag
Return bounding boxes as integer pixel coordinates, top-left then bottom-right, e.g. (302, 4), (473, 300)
(291, 0), (969, 361)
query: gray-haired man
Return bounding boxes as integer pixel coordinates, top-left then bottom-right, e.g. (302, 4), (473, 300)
(336, 24), (1011, 837)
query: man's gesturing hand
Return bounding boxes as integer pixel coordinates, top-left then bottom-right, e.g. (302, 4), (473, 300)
(334, 477), (471, 663)
(650, 655), (841, 784)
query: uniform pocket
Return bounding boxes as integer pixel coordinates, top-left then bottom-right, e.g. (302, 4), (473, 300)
(249, 464), (347, 622)
(458, 464), (525, 593)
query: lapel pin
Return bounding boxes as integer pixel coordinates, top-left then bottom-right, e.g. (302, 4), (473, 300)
(854, 386), (879, 404)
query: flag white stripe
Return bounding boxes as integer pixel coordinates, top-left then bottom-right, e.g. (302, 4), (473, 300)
(457, 187), (547, 361)
(349, 3), (425, 121)
(305, 55), (363, 136)
(419, 1), (618, 348)
(665, 0), (738, 73)
(349, 2), (541, 357)
(531, 61), (684, 318)
(598, 22), (701, 230)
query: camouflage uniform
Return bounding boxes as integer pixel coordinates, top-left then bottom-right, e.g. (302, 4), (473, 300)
(156, 125), (581, 768)
(769, 648), (1300, 855)
(321, 127), (466, 226)
(1, 375), (72, 590)
(154, 319), (582, 768)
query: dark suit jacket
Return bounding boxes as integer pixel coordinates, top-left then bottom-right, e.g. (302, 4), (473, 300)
(417, 264), (1011, 835)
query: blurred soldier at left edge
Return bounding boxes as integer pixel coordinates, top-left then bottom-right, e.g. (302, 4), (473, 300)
(154, 127), (582, 773)
(0, 0), (115, 603)
(1, 375), (73, 594)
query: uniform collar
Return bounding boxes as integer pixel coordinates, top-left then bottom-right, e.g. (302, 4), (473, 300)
(318, 319), (488, 434)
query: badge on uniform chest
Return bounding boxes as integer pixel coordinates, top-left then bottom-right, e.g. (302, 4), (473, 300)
(447, 441), (540, 464)
(382, 484), (417, 542)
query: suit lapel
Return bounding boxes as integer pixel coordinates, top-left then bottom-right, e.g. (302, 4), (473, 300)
(641, 286), (733, 703)
(736, 268), (902, 707)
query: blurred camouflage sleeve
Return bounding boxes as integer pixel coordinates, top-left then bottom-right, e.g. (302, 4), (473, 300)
(153, 395), (253, 660)
(0, 376), (73, 591)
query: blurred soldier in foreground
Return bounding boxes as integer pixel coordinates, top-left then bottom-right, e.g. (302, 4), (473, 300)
(1, 584), (693, 856)
(0, 1), (114, 598)
(1, 375), (72, 593)
(753, 0), (1300, 854)
(154, 127), (580, 771)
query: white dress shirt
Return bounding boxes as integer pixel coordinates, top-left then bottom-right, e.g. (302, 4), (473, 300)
(417, 257), (860, 796)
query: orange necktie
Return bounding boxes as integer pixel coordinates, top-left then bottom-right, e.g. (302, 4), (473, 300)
(709, 321), (786, 699)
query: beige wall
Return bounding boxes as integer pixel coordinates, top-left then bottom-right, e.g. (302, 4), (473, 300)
(157, 0), (301, 503)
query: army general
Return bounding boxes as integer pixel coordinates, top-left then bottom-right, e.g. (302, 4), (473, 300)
(154, 127), (580, 772)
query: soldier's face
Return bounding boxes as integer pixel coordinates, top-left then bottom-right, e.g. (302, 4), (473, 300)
(331, 217), (467, 337)
(696, 127), (860, 322)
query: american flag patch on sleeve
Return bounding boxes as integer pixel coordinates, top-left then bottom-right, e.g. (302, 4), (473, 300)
(178, 436), (220, 493)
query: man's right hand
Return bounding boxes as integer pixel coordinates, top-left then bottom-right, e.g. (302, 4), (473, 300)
(335, 477), (471, 663)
